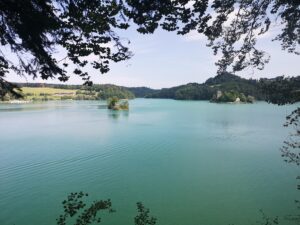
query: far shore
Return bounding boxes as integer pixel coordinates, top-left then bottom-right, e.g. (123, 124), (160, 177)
(0, 100), (32, 104)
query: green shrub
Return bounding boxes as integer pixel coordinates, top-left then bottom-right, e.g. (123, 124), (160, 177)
(107, 97), (119, 109)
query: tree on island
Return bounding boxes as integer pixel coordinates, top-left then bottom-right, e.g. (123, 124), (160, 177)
(107, 96), (119, 109)
(107, 96), (129, 110)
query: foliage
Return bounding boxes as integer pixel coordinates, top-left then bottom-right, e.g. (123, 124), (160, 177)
(107, 96), (129, 110)
(0, 77), (22, 100)
(3, 84), (136, 101)
(174, 83), (215, 100)
(107, 96), (119, 109)
(256, 210), (279, 225)
(57, 192), (156, 225)
(55, 192), (288, 225)
(1, 93), (11, 101)
(134, 202), (157, 225)
(146, 73), (300, 103)
(206, 73), (264, 100)
(147, 83), (214, 100)
(94, 84), (135, 100)
(260, 76), (300, 105)
(126, 87), (158, 98)
(20, 87), (76, 101)
(1, 0), (299, 98)
(198, 0), (300, 74)
(1, 1), (300, 223)
(119, 99), (129, 110)
(281, 108), (300, 166)
(146, 73), (268, 101)
(213, 90), (240, 102)
(0, 0), (132, 86)
(205, 72), (245, 85)
(56, 192), (114, 225)
(211, 90), (254, 103)
(4, 74), (300, 104)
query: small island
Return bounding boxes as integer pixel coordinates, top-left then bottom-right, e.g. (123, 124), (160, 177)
(107, 97), (129, 110)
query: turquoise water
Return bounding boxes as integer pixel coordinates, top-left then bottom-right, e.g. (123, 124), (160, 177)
(0, 99), (299, 225)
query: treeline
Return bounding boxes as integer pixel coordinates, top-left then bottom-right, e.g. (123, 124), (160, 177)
(15, 83), (82, 90)
(77, 84), (135, 100)
(16, 83), (158, 96)
(147, 83), (215, 100)
(14, 83), (158, 100)
(260, 76), (300, 105)
(146, 73), (264, 101)
(126, 87), (158, 98)
(15, 83), (136, 100)
(146, 73), (300, 103)
(11, 73), (300, 103)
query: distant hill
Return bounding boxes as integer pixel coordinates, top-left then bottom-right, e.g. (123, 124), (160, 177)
(125, 87), (158, 98)
(6, 73), (299, 103)
(146, 73), (300, 103)
(146, 83), (215, 100)
(205, 72), (244, 85)
(205, 73), (264, 100)
(10, 83), (135, 101)
(259, 76), (300, 105)
(13, 83), (157, 100)
(146, 73), (264, 101)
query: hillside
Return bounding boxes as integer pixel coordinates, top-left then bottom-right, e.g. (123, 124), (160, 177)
(146, 83), (214, 100)
(21, 87), (77, 101)
(205, 73), (264, 100)
(146, 73), (265, 101)
(205, 72), (244, 85)
(14, 83), (157, 98)
(125, 87), (158, 98)
(2, 83), (136, 101)
(2, 74), (299, 103)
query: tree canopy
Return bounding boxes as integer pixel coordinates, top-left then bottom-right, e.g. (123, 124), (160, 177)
(145, 73), (300, 103)
(1, 0), (299, 97)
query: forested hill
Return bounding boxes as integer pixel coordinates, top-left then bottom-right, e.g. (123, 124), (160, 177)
(146, 83), (215, 100)
(145, 73), (264, 100)
(205, 72), (246, 85)
(13, 83), (136, 101)
(125, 87), (158, 98)
(146, 73), (300, 103)
(9, 73), (300, 103)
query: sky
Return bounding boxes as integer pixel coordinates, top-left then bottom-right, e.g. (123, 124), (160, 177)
(6, 25), (300, 89)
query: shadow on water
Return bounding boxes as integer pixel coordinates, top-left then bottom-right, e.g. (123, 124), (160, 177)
(97, 105), (107, 110)
(107, 109), (129, 120)
(0, 101), (108, 112)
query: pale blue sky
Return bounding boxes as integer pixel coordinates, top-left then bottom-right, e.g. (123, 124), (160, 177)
(7, 26), (300, 89)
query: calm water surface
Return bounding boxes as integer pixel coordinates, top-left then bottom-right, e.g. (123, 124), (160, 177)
(0, 99), (299, 225)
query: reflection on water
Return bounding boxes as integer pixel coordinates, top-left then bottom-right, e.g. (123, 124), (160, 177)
(0, 104), (49, 112)
(97, 105), (107, 110)
(0, 101), (108, 112)
(107, 110), (129, 120)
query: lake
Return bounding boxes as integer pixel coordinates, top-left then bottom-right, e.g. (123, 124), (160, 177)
(0, 99), (299, 225)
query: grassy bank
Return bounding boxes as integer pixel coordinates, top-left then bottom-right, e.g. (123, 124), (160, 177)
(21, 87), (77, 101)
